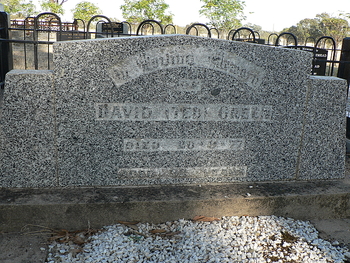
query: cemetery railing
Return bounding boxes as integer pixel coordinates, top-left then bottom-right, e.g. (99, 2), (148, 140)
(0, 10), (12, 90)
(2, 11), (350, 91)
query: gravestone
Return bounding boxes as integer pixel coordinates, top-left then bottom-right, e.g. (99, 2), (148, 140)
(0, 35), (347, 187)
(287, 46), (328, 75)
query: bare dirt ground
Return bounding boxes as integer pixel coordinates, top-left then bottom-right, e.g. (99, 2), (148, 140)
(0, 231), (49, 263)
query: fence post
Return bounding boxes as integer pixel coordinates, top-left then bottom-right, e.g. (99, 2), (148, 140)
(338, 38), (350, 86)
(0, 4), (13, 90)
(338, 38), (350, 142)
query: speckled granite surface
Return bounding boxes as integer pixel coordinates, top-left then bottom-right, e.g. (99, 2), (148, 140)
(0, 35), (347, 187)
(0, 70), (56, 187)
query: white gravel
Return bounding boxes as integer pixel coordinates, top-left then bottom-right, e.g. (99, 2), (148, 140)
(47, 215), (350, 263)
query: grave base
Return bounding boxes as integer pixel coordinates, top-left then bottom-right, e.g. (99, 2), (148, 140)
(1, 179), (350, 232)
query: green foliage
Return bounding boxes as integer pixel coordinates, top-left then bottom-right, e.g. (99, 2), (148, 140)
(120, 0), (173, 24)
(41, 1), (64, 15)
(340, 12), (350, 21)
(54, 0), (68, 5)
(244, 23), (261, 32)
(71, 1), (102, 22)
(317, 13), (349, 43)
(199, 0), (246, 32)
(283, 13), (349, 46)
(243, 23), (272, 42)
(2, 0), (37, 18)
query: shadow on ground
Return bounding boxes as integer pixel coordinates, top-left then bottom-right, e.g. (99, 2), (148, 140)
(0, 157), (350, 262)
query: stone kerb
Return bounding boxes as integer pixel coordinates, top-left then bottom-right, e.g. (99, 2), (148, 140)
(0, 35), (347, 188)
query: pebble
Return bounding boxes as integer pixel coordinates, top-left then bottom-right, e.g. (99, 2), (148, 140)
(46, 215), (349, 263)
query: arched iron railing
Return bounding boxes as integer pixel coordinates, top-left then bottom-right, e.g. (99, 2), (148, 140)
(164, 24), (176, 34)
(267, 33), (278, 45)
(185, 23), (211, 38)
(136, 20), (164, 35)
(210, 27), (220, 39)
(226, 29), (236, 40)
(304, 37), (316, 46)
(122, 21), (132, 35)
(73, 18), (85, 32)
(34, 12), (62, 69)
(315, 36), (337, 76)
(86, 15), (114, 38)
(231, 27), (256, 43)
(275, 32), (298, 47)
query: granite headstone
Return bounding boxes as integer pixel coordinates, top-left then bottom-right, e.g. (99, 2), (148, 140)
(0, 35), (347, 187)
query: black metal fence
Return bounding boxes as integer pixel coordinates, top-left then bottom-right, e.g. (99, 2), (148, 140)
(1, 11), (350, 90)
(0, 11), (12, 90)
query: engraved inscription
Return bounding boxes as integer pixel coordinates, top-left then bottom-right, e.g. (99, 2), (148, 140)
(96, 103), (272, 122)
(108, 46), (265, 88)
(116, 166), (247, 180)
(169, 79), (203, 92)
(123, 138), (245, 152)
(208, 54), (260, 87)
(136, 53), (195, 72)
